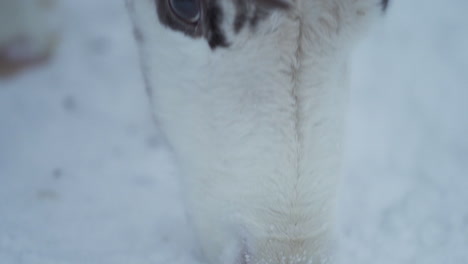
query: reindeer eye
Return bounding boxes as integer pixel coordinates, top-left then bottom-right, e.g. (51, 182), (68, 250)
(168, 0), (201, 24)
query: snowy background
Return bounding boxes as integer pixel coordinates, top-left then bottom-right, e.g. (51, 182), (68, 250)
(0, 0), (467, 263)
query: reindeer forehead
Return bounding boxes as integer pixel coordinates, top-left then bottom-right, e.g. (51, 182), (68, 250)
(154, 0), (290, 49)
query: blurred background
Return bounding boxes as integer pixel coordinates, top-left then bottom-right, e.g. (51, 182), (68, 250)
(0, 0), (466, 263)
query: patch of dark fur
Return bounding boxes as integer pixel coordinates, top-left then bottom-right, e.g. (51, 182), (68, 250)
(381, 0), (389, 11)
(233, 0), (248, 33)
(233, 0), (288, 34)
(205, 1), (229, 49)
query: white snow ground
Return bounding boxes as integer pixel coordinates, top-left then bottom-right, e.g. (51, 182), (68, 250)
(0, 0), (467, 263)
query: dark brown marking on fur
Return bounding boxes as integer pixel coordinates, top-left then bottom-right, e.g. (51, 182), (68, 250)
(233, 0), (248, 33)
(0, 37), (55, 78)
(205, 0), (229, 48)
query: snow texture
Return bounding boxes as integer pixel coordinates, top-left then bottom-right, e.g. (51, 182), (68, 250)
(0, 0), (467, 263)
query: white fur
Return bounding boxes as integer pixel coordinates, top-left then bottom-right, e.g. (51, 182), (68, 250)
(127, 0), (381, 263)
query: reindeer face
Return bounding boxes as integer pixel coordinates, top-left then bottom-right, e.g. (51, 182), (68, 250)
(127, 1), (387, 263)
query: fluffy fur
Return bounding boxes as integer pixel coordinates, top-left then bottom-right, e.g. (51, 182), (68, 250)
(127, 0), (383, 263)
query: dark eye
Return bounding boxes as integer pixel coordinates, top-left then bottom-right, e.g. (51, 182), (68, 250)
(168, 0), (201, 24)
